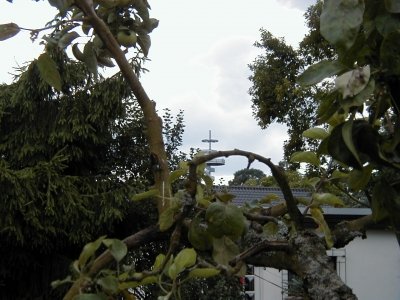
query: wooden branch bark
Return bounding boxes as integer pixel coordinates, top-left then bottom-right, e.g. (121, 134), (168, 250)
(332, 215), (373, 248)
(74, 0), (170, 213)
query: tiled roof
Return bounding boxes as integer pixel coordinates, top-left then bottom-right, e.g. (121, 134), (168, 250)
(213, 186), (372, 224)
(213, 185), (311, 207)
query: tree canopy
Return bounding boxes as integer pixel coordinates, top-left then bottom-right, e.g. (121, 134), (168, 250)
(248, 1), (333, 161)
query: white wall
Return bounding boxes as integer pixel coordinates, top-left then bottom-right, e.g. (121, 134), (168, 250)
(253, 230), (400, 300)
(345, 230), (400, 300)
(254, 267), (284, 300)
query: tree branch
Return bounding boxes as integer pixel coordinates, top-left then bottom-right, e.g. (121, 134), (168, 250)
(188, 149), (303, 228)
(229, 240), (291, 267)
(74, 0), (170, 213)
(332, 214), (374, 248)
(63, 224), (161, 300)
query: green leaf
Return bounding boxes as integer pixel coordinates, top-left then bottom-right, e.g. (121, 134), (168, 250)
(138, 34), (151, 56)
(347, 165), (373, 191)
(205, 202), (246, 239)
(330, 170), (349, 181)
(307, 177), (321, 188)
(215, 192), (236, 203)
(201, 174), (214, 189)
(49, 0), (73, 12)
(97, 276), (118, 294)
(263, 222), (278, 236)
(131, 188), (159, 201)
(380, 30), (400, 75)
(302, 127), (329, 140)
(58, 31), (79, 49)
(0, 23), (20, 41)
(312, 193), (345, 207)
(83, 41), (98, 76)
(119, 276), (158, 289)
(290, 151), (320, 167)
(342, 120), (362, 167)
(168, 169), (187, 184)
(174, 248), (197, 273)
(51, 275), (72, 289)
(159, 206), (176, 231)
(188, 267), (220, 279)
(212, 236), (240, 266)
(335, 66), (370, 99)
(78, 235), (106, 269)
(327, 123), (361, 168)
(167, 262), (178, 280)
(102, 239), (127, 263)
(385, 0), (400, 12)
(37, 52), (62, 91)
(297, 60), (346, 86)
(259, 194), (280, 204)
(75, 294), (106, 300)
(320, 0), (365, 50)
(375, 12), (400, 37)
(310, 207), (334, 249)
(371, 182), (390, 222)
(152, 254), (166, 272)
(188, 215), (213, 251)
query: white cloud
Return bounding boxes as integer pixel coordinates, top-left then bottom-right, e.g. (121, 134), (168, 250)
(278, 0), (316, 10)
(0, 0), (307, 179)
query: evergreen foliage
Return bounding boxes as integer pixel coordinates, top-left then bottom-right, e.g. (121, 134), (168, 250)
(0, 50), (185, 299)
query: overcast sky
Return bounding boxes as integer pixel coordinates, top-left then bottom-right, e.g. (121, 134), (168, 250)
(0, 0), (315, 182)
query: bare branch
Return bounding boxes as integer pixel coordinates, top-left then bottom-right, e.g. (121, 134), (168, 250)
(229, 240), (291, 267)
(332, 215), (374, 248)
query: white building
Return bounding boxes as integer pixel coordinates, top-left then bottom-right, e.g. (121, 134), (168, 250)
(250, 229), (400, 300)
(217, 186), (400, 300)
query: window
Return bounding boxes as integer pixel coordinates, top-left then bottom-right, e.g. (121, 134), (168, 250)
(244, 265), (255, 300)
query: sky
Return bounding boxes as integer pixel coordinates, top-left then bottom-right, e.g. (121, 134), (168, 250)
(0, 0), (315, 182)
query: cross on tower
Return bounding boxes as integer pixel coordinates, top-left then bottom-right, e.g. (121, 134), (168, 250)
(201, 130), (218, 150)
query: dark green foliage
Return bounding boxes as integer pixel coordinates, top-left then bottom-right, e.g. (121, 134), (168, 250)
(0, 50), (185, 299)
(229, 168), (265, 186)
(180, 274), (243, 300)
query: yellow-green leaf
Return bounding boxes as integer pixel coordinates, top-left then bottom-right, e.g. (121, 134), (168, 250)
(188, 267), (220, 279)
(168, 169), (187, 184)
(174, 248), (197, 272)
(78, 235), (106, 269)
(131, 188), (159, 201)
(37, 52), (62, 91)
(259, 194), (280, 204)
(102, 239), (127, 263)
(152, 253), (166, 272)
(303, 127), (329, 140)
(290, 151), (320, 167)
(312, 193), (344, 207)
(310, 207), (334, 249)
(159, 206), (176, 231)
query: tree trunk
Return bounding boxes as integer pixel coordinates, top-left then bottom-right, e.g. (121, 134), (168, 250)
(292, 231), (357, 300)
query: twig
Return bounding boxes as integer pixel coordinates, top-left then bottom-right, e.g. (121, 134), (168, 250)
(229, 240), (291, 267)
